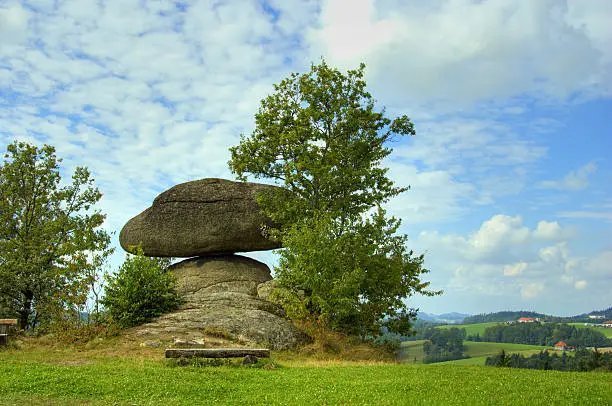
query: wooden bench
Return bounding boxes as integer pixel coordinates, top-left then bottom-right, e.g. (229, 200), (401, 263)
(165, 348), (270, 359)
(0, 319), (17, 346)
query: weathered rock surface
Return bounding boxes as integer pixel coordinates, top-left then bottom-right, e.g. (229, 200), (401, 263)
(172, 255), (272, 299)
(131, 255), (305, 350)
(119, 178), (282, 257)
(256, 280), (278, 302)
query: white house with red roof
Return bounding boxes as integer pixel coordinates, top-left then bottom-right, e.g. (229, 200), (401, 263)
(602, 321), (612, 328)
(518, 317), (536, 323)
(554, 341), (575, 351)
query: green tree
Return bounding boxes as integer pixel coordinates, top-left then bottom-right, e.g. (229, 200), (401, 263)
(102, 248), (180, 328)
(0, 141), (112, 330)
(229, 60), (440, 339)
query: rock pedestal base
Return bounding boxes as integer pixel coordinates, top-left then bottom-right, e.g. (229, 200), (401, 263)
(131, 255), (303, 350)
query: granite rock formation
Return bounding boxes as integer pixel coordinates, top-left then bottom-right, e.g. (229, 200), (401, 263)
(132, 255), (303, 350)
(119, 178), (282, 257)
(122, 178), (304, 350)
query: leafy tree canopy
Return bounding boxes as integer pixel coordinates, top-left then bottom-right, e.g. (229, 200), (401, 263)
(0, 141), (112, 330)
(229, 60), (440, 339)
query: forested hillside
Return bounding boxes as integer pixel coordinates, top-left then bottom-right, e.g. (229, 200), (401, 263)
(463, 307), (612, 324)
(463, 311), (547, 324)
(470, 323), (612, 347)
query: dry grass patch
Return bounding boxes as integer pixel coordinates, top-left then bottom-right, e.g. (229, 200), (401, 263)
(274, 322), (396, 366)
(2, 334), (164, 365)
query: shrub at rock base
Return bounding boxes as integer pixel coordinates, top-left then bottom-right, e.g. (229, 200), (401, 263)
(102, 249), (181, 328)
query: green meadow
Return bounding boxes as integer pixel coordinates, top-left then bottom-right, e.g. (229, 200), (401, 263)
(399, 340), (547, 365)
(1, 347), (610, 406)
(436, 322), (500, 336)
(569, 323), (612, 338)
(437, 321), (612, 340)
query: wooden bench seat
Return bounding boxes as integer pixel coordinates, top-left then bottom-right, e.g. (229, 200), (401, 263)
(0, 319), (17, 346)
(165, 348), (270, 359)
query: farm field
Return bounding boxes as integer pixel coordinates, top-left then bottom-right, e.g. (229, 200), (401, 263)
(440, 342), (550, 366)
(1, 343), (610, 406)
(569, 323), (612, 338)
(437, 321), (612, 339)
(398, 340), (547, 365)
(398, 339), (428, 363)
(437, 322), (500, 336)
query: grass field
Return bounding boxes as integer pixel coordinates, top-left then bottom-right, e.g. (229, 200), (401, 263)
(569, 323), (612, 338)
(1, 341), (610, 406)
(397, 340), (428, 363)
(437, 322), (500, 336)
(399, 340), (548, 365)
(437, 321), (612, 341)
(441, 342), (549, 366)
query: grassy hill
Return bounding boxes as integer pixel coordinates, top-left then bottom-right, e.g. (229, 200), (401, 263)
(441, 342), (548, 366)
(435, 321), (612, 340)
(569, 323), (612, 338)
(1, 340), (610, 405)
(398, 339), (428, 363)
(399, 340), (547, 365)
(437, 322), (500, 336)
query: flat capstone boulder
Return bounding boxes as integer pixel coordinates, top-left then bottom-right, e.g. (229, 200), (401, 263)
(119, 178), (282, 257)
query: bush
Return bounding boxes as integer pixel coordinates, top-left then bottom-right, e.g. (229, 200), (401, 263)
(102, 248), (181, 328)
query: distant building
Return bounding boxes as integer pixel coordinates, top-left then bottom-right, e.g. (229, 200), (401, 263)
(588, 315), (606, 319)
(518, 317), (536, 323)
(602, 321), (612, 328)
(554, 341), (575, 351)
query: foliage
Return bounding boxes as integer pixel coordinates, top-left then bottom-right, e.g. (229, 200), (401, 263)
(422, 327), (469, 363)
(101, 247), (180, 328)
(229, 60), (414, 224)
(473, 322), (612, 347)
(47, 317), (120, 344)
(0, 141), (112, 330)
(274, 209), (433, 340)
(486, 349), (612, 372)
(229, 60), (440, 339)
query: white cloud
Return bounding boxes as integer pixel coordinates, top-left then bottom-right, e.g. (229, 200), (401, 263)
(384, 116), (548, 224)
(386, 163), (475, 225)
(558, 211), (612, 222)
(0, 4), (30, 46)
(520, 282), (545, 299)
(504, 262), (528, 277)
(412, 214), (610, 312)
(469, 215), (530, 253)
(539, 243), (569, 265)
(308, 0), (612, 107)
(541, 162), (597, 191)
(534, 220), (573, 241)
(574, 280), (587, 290)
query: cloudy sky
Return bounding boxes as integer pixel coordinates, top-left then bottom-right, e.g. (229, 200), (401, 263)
(1, 0), (610, 317)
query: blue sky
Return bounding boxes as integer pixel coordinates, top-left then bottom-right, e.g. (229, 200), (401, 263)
(1, 0), (610, 316)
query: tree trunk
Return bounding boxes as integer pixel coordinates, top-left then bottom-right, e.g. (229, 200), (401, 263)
(19, 290), (34, 330)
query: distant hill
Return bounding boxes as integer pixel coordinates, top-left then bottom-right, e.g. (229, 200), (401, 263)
(462, 311), (546, 324)
(462, 307), (612, 324)
(417, 312), (471, 324)
(566, 306), (612, 323)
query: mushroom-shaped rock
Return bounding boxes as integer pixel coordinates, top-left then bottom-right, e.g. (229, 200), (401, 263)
(119, 178), (282, 257)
